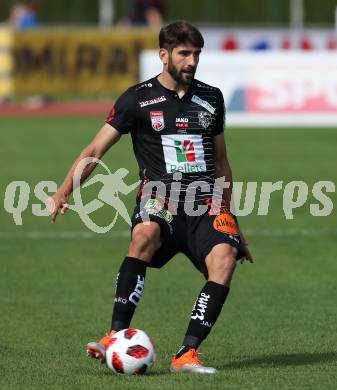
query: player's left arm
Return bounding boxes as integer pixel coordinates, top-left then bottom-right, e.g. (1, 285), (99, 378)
(214, 134), (253, 262)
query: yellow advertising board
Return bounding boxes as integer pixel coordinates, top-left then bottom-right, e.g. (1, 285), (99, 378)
(0, 28), (158, 96)
(0, 29), (13, 96)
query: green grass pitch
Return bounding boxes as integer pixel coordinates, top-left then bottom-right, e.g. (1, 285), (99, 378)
(0, 117), (336, 389)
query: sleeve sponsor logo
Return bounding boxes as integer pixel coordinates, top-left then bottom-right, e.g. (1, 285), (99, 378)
(191, 95), (215, 114)
(162, 134), (207, 173)
(150, 111), (165, 131)
(139, 95), (167, 108)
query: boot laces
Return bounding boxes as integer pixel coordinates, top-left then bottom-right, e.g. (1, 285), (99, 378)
(188, 349), (203, 366)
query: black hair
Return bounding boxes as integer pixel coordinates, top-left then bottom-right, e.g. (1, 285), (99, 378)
(159, 20), (204, 51)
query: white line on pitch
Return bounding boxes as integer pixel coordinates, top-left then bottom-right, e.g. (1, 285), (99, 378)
(0, 228), (336, 240)
(0, 230), (130, 239)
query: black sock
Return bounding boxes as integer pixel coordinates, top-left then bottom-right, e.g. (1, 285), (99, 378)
(176, 281), (229, 357)
(111, 256), (147, 331)
(175, 345), (193, 358)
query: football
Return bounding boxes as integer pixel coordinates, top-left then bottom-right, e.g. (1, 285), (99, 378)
(105, 328), (156, 375)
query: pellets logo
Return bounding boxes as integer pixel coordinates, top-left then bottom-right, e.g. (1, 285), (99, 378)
(174, 140), (195, 163)
(162, 134), (207, 174)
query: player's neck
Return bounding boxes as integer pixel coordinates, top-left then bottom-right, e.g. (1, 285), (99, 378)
(157, 72), (190, 98)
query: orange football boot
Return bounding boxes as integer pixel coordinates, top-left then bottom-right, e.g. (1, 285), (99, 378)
(170, 348), (217, 374)
(86, 330), (117, 363)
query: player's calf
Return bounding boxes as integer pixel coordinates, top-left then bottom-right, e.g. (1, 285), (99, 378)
(205, 244), (237, 286)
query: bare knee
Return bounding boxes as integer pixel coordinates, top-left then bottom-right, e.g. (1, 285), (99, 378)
(128, 222), (161, 262)
(205, 244), (237, 286)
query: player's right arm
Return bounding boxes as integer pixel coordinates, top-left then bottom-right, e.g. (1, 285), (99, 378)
(47, 123), (121, 222)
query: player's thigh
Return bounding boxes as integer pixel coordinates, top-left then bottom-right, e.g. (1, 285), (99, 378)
(131, 221), (161, 248)
(130, 201), (184, 268)
(131, 198), (174, 243)
(128, 221), (163, 260)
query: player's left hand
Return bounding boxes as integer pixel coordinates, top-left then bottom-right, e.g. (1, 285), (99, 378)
(45, 192), (69, 223)
(239, 231), (253, 263)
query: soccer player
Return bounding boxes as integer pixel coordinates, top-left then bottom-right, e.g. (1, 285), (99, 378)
(48, 20), (253, 374)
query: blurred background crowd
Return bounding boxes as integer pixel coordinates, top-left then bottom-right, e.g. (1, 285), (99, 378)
(2, 0), (337, 30)
(0, 0), (337, 124)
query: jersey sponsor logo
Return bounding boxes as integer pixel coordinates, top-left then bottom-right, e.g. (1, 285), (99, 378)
(175, 140), (195, 162)
(191, 95), (215, 114)
(198, 111), (212, 129)
(150, 111), (165, 131)
(139, 95), (167, 108)
(162, 134), (207, 173)
(176, 117), (189, 128)
(213, 212), (239, 236)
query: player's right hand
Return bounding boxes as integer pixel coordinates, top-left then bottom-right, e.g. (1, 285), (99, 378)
(239, 230), (254, 263)
(46, 192), (69, 223)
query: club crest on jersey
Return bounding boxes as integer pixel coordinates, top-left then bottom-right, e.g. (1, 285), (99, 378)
(150, 111), (165, 131)
(198, 111), (212, 129)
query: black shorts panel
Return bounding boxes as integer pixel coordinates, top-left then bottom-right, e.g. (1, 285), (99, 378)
(130, 200), (245, 276)
(130, 200), (186, 269)
(147, 233), (180, 269)
(186, 211), (245, 276)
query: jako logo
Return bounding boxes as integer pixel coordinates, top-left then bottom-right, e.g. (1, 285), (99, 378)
(176, 117), (189, 128)
(129, 275), (145, 305)
(191, 292), (210, 321)
(174, 140), (195, 163)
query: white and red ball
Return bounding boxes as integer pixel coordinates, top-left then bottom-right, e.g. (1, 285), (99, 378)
(105, 328), (156, 375)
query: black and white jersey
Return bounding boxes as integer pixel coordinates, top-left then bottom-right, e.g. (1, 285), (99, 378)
(106, 76), (225, 203)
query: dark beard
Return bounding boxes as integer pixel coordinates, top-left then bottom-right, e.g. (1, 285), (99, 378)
(168, 59), (194, 86)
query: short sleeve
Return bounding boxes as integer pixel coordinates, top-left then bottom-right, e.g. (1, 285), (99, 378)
(105, 89), (136, 134)
(213, 89), (226, 136)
